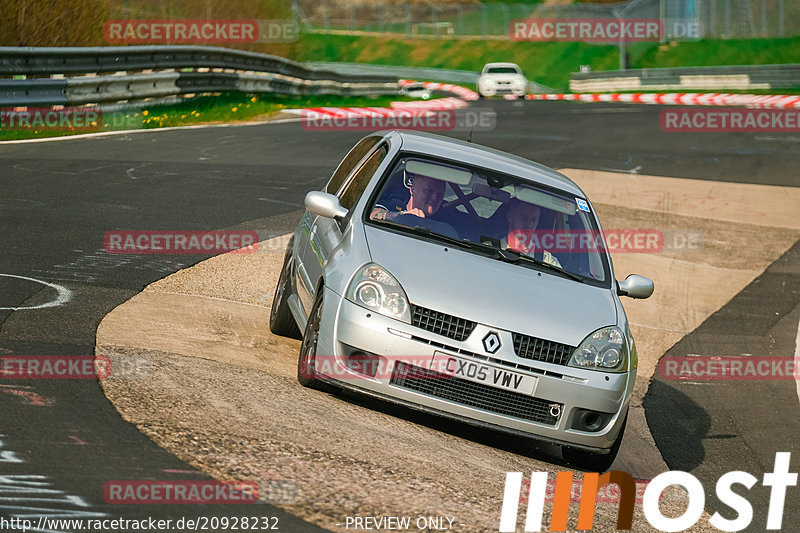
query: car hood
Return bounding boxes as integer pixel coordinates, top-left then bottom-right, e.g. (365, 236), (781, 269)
(480, 74), (524, 83)
(364, 226), (617, 347)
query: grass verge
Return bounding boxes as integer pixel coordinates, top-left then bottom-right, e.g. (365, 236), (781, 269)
(0, 92), (409, 141)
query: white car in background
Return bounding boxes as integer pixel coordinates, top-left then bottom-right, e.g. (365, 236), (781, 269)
(400, 82), (432, 100)
(477, 62), (528, 98)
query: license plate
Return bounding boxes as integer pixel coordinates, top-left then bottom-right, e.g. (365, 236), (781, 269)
(431, 352), (537, 395)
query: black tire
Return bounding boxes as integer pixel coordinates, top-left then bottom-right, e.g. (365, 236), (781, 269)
(297, 290), (336, 392)
(562, 412), (628, 472)
(269, 236), (301, 339)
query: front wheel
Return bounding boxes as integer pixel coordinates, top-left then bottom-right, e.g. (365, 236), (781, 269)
(561, 412), (628, 472)
(270, 236), (301, 339)
(297, 290), (336, 393)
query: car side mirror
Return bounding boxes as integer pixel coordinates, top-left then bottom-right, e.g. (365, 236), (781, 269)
(617, 274), (654, 299)
(305, 191), (348, 219)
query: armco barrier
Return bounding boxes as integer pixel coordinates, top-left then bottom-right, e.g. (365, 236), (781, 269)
(0, 45), (399, 106)
(526, 92), (800, 109)
(571, 64), (800, 93)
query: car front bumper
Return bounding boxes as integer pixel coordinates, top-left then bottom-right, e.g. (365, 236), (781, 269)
(479, 85), (526, 97)
(314, 288), (633, 452)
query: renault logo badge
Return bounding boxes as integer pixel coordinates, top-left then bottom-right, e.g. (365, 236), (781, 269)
(483, 331), (501, 354)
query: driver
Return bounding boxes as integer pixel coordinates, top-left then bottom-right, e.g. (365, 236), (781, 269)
(370, 174), (445, 221)
(502, 198), (562, 268)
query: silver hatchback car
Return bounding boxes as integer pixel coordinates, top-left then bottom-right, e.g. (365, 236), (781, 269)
(270, 131), (654, 470)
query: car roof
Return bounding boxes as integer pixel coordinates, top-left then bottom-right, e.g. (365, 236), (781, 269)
(483, 62), (521, 69)
(381, 131), (586, 197)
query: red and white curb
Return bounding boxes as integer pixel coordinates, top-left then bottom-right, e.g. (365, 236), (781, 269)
(284, 80), (478, 120)
(526, 92), (800, 109)
(284, 106), (436, 120)
(391, 96), (467, 112)
(399, 80), (480, 102)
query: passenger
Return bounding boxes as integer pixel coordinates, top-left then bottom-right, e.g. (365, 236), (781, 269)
(502, 198), (562, 268)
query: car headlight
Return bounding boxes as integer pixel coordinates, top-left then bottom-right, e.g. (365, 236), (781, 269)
(569, 326), (627, 372)
(346, 264), (411, 323)
(481, 78), (495, 86)
(513, 78), (525, 86)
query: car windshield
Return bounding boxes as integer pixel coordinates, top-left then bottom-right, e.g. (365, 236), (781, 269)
(366, 155), (610, 284)
(486, 67), (520, 74)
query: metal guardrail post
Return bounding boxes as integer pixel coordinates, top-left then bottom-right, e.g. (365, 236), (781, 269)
(292, 1), (313, 32)
(744, 0), (757, 37)
(499, 4), (509, 37)
(725, 0), (731, 37)
(710, 0), (716, 37)
(779, 0), (785, 37)
(516, 4), (530, 24)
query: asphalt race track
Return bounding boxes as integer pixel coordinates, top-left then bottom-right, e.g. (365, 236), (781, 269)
(1, 99), (798, 532)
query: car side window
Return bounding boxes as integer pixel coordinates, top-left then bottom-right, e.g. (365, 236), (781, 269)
(325, 136), (381, 195)
(338, 144), (389, 210)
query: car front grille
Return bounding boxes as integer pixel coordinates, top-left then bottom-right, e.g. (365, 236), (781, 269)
(390, 362), (561, 426)
(411, 305), (475, 342)
(512, 333), (575, 366)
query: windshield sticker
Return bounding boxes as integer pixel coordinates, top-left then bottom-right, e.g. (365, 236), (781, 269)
(576, 198), (590, 212)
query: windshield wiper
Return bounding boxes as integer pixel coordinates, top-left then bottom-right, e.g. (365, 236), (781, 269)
(495, 248), (585, 283)
(437, 237), (583, 282)
(372, 219), (585, 282)
(371, 219), (474, 250)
